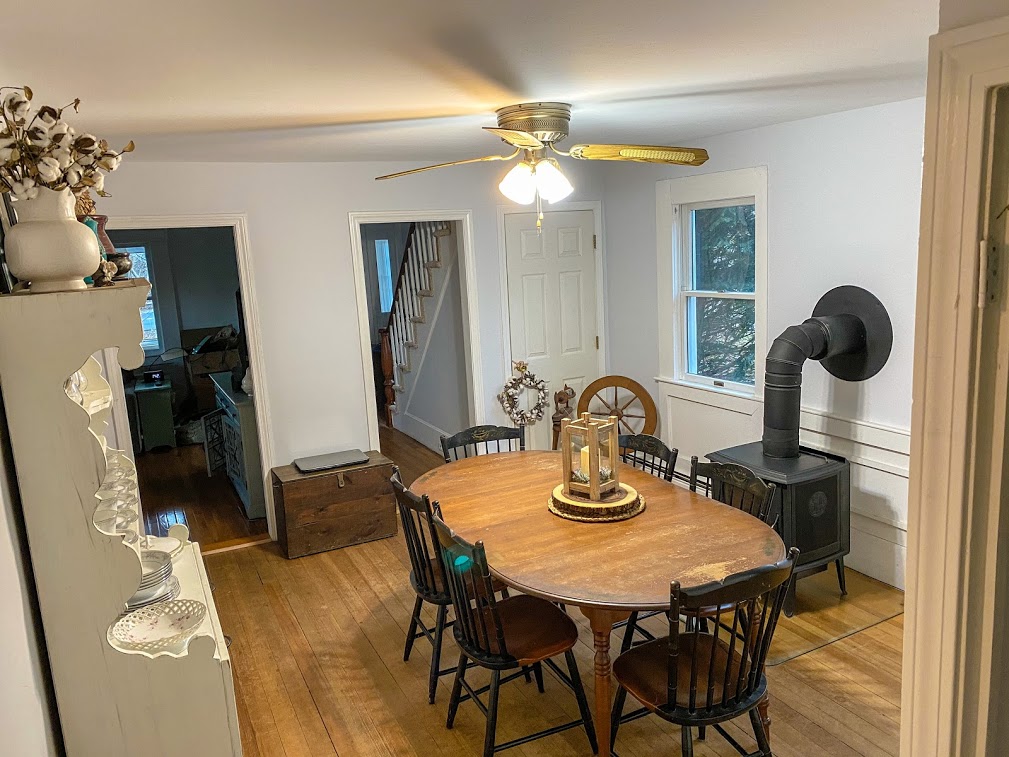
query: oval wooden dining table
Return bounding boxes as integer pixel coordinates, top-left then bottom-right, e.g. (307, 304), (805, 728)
(413, 450), (786, 756)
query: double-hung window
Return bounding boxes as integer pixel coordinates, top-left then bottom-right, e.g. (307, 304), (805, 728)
(118, 245), (162, 352)
(375, 239), (394, 313)
(680, 199), (757, 388)
(658, 167), (766, 399)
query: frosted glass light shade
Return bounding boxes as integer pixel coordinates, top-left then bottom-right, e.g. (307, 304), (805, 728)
(534, 160), (574, 203)
(499, 162), (536, 205)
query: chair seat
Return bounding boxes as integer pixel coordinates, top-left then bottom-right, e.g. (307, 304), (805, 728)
(494, 594), (579, 665)
(613, 634), (745, 710)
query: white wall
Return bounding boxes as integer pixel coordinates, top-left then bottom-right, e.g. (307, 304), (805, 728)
(360, 222), (412, 344)
(166, 227), (241, 333)
(939, 0), (1009, 30)
(101, 160), (604, 468)
(397, 228), (470, 451)
(602, 98), (925, 588)
(0, 405), (58, 755)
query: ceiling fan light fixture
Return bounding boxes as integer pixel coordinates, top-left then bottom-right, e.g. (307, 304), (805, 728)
(534, 159), (574, 203)
(499, 161), (537, 205)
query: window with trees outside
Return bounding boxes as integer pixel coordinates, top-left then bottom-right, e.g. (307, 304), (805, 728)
(657, 166), (766, 400)
(680, 199), (756, 387)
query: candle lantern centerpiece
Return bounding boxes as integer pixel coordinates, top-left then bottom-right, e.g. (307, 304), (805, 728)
(549, 412), (644, 522)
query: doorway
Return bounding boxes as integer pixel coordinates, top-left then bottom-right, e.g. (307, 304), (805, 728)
(503, 208), (604, 450)
(354, 217), (476, 455)
(105, 224), (269, 549)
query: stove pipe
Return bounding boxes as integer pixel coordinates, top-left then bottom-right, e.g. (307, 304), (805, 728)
(762, 316), (863, 458)
(761, 286), (892, 459)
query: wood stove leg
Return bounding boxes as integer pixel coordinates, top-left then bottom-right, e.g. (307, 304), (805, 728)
(758, 694), (771, 744)
(835, 558), (848, 596)
(581, 607), (630, 757)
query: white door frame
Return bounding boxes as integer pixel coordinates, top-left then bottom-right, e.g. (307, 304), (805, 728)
(904, 15), (1009, 757)
(348, 210), (484, 452)
(104, 214), (279, 539)
(496, 201), (608, 386)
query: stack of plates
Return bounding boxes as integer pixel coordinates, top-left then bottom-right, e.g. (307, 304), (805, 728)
(124, 550), (178, 612)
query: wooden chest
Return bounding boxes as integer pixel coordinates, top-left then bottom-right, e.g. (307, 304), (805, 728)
(271, 451), (397, 559)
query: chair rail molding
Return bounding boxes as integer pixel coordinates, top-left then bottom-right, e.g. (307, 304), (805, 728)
(105, 213), (278, 539)
(348, 210), (484, 452)
(903, 15), (1009, 757)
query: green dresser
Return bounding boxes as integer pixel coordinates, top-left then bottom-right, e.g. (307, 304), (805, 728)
(134, 378), (176, 452)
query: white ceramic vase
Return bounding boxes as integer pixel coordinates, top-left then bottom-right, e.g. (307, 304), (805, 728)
(5, 187), (101, 293)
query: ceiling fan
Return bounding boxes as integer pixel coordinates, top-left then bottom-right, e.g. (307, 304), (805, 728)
(376, 102), (709, 214)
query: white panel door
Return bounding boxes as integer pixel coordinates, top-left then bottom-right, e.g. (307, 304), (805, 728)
(505, 210), (599, 450)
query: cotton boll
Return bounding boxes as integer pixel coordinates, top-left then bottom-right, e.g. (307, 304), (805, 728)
(35, 156), (61, 183)
(3, 92), (30, 122)
(10, 177), (38, 201)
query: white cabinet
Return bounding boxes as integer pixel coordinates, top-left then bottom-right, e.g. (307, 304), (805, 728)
(0, 280), (241, 756)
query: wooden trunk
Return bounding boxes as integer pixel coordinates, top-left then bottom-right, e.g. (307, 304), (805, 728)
(271, 452), (397, 559)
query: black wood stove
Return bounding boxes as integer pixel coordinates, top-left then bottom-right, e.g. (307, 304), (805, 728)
(709, 286), (892, 616)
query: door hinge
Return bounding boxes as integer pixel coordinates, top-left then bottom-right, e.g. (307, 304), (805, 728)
(595, 336), (600, 350)
(593, 234), (597, 250)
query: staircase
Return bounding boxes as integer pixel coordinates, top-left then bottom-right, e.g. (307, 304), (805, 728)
(378, 221), (452, 424)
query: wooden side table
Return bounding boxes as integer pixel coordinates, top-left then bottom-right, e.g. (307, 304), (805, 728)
(271, 451), (397, 558)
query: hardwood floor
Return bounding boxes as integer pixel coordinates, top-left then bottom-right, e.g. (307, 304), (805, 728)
(207, 539), (902, 757)
(205, 427), (904, 757)
(136, 443), (268, 549)
(379, 423), (444, 486)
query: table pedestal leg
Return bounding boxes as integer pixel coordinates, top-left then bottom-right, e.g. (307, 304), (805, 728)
(581, 607), (630, 757)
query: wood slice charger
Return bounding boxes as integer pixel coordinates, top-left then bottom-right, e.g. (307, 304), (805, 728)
(549, 482), (644, 522)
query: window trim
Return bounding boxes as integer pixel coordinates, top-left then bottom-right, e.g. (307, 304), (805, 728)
(656, 167), (768, 403)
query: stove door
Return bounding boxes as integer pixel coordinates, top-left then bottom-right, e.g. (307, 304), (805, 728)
(783, 468), (849, 566)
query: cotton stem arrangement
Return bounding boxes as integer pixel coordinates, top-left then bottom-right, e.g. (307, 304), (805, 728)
(0, 85), (134, 202)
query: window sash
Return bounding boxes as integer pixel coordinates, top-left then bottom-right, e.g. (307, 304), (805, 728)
(675, 197), (757, 389)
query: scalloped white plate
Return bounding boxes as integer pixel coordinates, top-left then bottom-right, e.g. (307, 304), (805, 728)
(111, 599), (206, 654)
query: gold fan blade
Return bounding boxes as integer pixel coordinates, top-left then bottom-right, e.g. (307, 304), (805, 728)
(376, 150), (519, 180)
(482, 127), (545, 149)
(567, 143), (709, 166)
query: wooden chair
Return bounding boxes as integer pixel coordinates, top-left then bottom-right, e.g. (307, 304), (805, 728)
(431, 514), (597, 757)
(689, 456), (777, 525)
(440, 424), (525, 463)
(618, 433), (678, 482)
(615, 434), (679, 649)
(621, 457), (779, 671)
(611, 548), (799, 756)
(391, 468), (455, 704)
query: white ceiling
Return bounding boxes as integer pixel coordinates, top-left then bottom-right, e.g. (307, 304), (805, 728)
(5, 0), (938, 162)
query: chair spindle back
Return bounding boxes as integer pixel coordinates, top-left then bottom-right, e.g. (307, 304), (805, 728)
(667, 548), (798, 716)
(431, 514), (510, 662)
(689, 457), (777, 524)
(618, 434), (678, 482)
(391, 468), (446, 600)
(440, 424), (526, 463)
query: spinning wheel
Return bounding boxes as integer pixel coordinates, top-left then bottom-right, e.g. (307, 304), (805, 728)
(577, 376), (657, 436)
